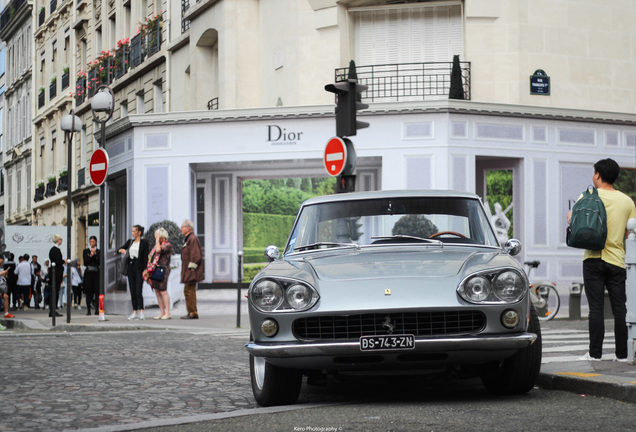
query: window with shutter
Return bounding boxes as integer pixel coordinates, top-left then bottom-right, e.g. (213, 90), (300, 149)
(352, 3), (463, 102)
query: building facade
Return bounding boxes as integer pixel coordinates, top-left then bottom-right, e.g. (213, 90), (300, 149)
(0, 0), (33, 230)
(0, 0), (634, 311)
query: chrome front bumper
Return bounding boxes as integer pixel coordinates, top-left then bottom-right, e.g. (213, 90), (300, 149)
(246, 333), (537, 358)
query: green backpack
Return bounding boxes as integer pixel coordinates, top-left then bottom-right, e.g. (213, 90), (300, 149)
(567, 187), (607, 251)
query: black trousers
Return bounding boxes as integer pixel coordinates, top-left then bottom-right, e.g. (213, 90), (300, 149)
(83, 270), (100, 312)
(583, 258), (627, 359)
(127, 259), (144, 311)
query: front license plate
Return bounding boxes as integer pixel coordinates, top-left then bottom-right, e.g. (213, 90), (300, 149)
(360, 334), (415, 351)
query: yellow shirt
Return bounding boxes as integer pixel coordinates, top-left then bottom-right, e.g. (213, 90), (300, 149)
(583, 188), (636, 269)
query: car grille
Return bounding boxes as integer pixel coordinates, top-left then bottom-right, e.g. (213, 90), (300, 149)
(293, 311), (486, 340)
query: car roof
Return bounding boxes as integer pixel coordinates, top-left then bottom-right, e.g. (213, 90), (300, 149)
(301, 190), (482, 206)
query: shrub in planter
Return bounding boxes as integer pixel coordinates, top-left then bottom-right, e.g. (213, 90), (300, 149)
(144, 220), (185, 254)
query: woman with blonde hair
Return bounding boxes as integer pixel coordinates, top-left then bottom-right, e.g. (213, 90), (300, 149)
(143, 227), (173, 319)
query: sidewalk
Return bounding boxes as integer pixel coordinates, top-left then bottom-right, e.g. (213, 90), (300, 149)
(0, 288), (251, 335)
(1, 291), (634, 404)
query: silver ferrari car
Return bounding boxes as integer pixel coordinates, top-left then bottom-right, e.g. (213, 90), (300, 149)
(246, 190), (541, 406)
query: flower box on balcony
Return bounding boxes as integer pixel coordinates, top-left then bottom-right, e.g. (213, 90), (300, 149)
(45, 179), (56, 197)
(61, 70), (70, 90)
(49, 80), (57, 100)
(34, 185), (45, 202)
(57, 172), (68, 193)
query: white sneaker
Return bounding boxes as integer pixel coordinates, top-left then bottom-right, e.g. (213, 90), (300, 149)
(578, 352), (602, 361)
(77, 305), (82, 310)
(612, 354), (629, 363)
(127, 312), (138, 321)
(139, 311), (145, 320)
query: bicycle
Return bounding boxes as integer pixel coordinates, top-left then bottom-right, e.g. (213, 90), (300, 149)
(524, 260), (561, 321)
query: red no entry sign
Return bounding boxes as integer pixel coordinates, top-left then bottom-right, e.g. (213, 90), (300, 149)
(89, 148), (109, 186)
(324, 137), (347, 176)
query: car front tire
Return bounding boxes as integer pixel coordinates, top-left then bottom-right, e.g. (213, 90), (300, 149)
(249, 354), (303, 407)
(480, 305), (542, 395)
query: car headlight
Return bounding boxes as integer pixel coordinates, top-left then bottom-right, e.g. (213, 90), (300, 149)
(459, 276), (491, 302)
(249, 278), (319, 312)
(493, 271), (525, 302)
(458, 269), (526, 304)
(286, 284), (314, 310)
(250, 279), (284, 311)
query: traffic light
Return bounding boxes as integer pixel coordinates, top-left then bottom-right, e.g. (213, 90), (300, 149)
(336, 174), (356, 193)
(325, 60), (369, 137)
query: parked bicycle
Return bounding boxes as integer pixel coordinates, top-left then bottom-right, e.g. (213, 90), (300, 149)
(524, 260), (561, 321)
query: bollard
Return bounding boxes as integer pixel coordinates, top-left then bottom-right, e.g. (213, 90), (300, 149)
(568, 282), (583, 320)
(237, 251), (243, 328)
(98, 294), (106, 321)
(625, 218), (636, 363)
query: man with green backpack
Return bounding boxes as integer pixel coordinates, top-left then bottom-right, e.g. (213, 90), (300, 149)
(567, 158), (636, 361)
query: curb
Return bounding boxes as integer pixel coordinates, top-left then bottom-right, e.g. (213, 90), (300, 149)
(537, 372), (636, 404)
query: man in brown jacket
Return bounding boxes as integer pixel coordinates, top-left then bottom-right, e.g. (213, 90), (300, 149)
(180, 220), (203, 319)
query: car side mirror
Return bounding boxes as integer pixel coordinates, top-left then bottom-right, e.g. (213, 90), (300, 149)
(264, 245), (280, 262)
(504, 239), (522, 256)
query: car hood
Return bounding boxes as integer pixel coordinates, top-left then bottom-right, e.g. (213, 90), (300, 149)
(265, 246), (519, 311)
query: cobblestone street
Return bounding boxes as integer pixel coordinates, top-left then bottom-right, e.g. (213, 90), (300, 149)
(0, 331), (255, 431)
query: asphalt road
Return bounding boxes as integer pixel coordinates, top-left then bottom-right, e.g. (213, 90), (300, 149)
(1, 329), (635, 432)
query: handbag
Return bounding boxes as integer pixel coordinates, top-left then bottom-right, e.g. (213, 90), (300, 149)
(121, 248), (130, 276)
(150, 265), (167, 282)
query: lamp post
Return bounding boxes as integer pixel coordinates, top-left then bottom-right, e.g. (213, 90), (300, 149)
(60, 110), (83, 324)
(91, 85), (115, 309)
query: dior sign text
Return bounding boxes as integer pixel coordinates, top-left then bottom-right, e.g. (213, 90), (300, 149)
(267, 125), (303, 146)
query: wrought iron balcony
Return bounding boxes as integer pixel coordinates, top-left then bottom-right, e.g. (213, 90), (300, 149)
(146, 25), (162, 57)
(207, 97), (219, 110)
(50, 0), (57, 13)
(38, 7), (45, 26)
(61, 70), (70, 90)
(49, 81), (57, 100)
(130, 33), (145, 68)
(334, 61), (471, 103)
(38, 91), (45, 108)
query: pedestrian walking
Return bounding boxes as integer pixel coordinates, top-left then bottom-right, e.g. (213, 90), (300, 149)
(4, 253), (17, 310)
(69, 260), (83, 309)
(48, 235), (64, 318)
(83, 236), (101, 316)
(180, 220), (203, 319)
(30, 255), (42, 307)
(0, 256), (14, 319)
(15, 255), (32, 310)
(568, 158), (636, 361)
(43, 261), (51, 311)
(118, 226), (150, 320)
(32, 268), (43, 310)
(144, 228), (172, 320)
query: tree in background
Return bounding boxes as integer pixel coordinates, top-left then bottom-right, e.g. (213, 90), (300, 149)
(615, 168), (636, 203)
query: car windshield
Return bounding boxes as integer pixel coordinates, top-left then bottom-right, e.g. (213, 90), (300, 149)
(286, 196), (500, 254)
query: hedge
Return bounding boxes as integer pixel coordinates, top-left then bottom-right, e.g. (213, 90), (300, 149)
(243, 213), (295, 249)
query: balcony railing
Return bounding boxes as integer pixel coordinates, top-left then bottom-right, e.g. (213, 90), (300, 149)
(146, 24), (162, 57)
(76, 27), (163, 106)
(50, 0), (57, 13)
(61, 70), (70, 90)
(49, 81), (57, 99)
(207, 97), (219, 110)
(75, 76), (86, 105)
(38, 91), (45, 108)
(334, 61), (471, 103)
(0, 0), (27, 33)
(130, 33), (145, 68)
(38, 8), (45, 26)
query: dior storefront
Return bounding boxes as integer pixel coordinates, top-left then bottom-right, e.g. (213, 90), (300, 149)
(99, 100), (636, 309)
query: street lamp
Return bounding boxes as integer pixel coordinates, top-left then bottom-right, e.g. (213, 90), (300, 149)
(91, 85), (115, 314)
(60, 110), (82, 325)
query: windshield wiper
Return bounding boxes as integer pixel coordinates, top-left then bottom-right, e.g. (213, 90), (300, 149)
(371, 235), (443, 246)
(294, 242), (359, 252)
